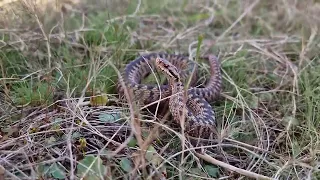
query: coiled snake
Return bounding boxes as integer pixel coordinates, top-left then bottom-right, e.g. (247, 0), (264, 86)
(118, 53), (222, 138)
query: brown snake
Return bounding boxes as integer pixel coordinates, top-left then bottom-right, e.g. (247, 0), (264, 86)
(118, 53), (222, 138)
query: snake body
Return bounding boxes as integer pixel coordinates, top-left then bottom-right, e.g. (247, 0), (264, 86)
(118, 53), (222, 137)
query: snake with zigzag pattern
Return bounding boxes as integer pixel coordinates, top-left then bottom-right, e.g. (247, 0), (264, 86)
(118, 53), (222, 138)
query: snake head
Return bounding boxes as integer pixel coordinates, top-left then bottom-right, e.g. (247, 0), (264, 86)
(155, 57), (181, 81)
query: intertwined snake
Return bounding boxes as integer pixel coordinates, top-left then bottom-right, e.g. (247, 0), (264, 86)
(118, 53), (222, 138)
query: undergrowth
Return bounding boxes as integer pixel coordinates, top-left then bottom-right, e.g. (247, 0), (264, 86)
(1, 0), (320, 179)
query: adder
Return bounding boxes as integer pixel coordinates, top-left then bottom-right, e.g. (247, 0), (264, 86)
(118, 53), (222, 138)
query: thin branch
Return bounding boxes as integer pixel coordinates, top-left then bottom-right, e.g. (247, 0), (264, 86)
(195, 152), (273, 180)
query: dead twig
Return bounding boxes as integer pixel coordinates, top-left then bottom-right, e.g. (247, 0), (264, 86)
(195, 152), (273, 180)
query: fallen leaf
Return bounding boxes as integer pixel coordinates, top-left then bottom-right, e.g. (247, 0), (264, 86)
(72, 132), (82, 139)
(50, 163), (66, 179)
(46, 136), (56, 145)
(127, 137), (137, 147)
(98, 113), (121, 122)
(145, 145), (162, 166)
(119, 158), (133, 173)
(90, 94), (108, 106)
(281, 116), (299, 128)
(77, 155), (106, 180)
(204, 165), (219, 178)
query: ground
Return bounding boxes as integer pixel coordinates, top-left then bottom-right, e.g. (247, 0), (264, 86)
(0, 0), (320, 179)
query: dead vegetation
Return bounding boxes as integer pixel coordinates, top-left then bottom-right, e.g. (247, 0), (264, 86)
(1, 0), (320, 179)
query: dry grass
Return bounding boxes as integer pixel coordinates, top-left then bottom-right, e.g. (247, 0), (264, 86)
(1, 0), (320, 179)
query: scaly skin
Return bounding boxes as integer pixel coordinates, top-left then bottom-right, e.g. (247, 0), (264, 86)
(118, 53), (222, 137)
(155, 56), (219, 137)
(118, 53), (222, 103)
